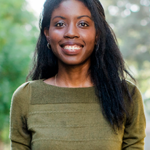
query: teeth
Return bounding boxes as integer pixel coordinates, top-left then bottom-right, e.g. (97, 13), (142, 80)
(64, 45), (81, 50)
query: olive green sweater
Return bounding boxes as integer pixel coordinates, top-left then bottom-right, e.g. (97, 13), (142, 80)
(10, 80), (146, 150)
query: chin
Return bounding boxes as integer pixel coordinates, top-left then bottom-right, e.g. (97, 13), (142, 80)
(61, 61), (82, 66)
(59, 58), (91, 67)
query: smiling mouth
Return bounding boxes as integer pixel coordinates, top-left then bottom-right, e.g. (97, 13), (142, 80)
(60, 44), (83, 54)
(60, 44), (83, 52)
(63, 45), (82, 50)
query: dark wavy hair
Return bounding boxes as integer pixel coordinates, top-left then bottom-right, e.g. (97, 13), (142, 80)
(27, 0), (135, 129)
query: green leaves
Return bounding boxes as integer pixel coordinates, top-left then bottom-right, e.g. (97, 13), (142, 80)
(103, 0), (150, 102)
(0, 0), (38, 142)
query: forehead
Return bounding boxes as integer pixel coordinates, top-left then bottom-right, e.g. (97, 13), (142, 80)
(51, 0), (91, 18)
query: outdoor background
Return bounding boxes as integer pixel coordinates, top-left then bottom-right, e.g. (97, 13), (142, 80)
(0, 0), (150, 149)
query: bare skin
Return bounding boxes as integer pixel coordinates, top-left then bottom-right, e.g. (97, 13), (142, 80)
(44, 0), (97, 87)
(44, 59), (92, 87)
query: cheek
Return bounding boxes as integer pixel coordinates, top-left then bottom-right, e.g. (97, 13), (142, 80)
(85, 36), (96, 51)
(81, 30), (96, 47)
(48, 30), (64, 58)
(49, 29), (63, 46)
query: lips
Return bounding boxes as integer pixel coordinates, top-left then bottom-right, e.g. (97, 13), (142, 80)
(60, 42), (84, 55)
(63, 45), (82, 50)
(60, 42), (84, 49)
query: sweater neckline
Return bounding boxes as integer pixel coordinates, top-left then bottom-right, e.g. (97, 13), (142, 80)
(40, 79), (95, 89)
(30, 80), (99, 104)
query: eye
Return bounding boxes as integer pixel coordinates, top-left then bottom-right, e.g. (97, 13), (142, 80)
(55, 22), (65, 27)
(79, 22), (89, 27)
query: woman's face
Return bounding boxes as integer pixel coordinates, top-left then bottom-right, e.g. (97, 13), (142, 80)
(44, 0), (97, 66)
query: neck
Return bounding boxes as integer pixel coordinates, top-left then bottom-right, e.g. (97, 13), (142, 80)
(56, 61), (93, 87)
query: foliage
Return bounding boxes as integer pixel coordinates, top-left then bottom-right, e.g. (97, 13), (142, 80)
(102, 0), (150, 101)
(0, 0), (38, 142)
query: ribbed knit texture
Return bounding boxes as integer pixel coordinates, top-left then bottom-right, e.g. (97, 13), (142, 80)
(10, 80), (146, 150)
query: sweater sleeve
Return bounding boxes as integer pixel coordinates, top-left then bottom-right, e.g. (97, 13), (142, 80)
(122, 85), (146, 150)
(9, 82), (31, 150)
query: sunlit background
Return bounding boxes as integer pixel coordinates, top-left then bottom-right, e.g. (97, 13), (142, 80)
(26, 0), (45, 16)
(0, 0), (150, 149)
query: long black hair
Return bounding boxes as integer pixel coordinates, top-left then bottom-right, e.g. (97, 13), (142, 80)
(27, 0), (135, 129)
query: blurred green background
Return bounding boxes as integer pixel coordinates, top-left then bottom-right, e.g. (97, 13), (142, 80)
(0, 0), (150, 149)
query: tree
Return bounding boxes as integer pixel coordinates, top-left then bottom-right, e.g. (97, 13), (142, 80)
(102, 0), (150, 102)
(0, 0), (38, 142)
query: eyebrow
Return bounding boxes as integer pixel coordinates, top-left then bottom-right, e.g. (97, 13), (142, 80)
(52, 15), (93, 21)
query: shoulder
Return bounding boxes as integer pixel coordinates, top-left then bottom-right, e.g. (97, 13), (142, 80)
(125, 80), (142, 100)
(11, 80), (42, 104)
(123, 80), (144, 115)
(124, 80), (145, 120)
(13, 80), (38, 96)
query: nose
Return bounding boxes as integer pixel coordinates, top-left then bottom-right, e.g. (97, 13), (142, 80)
(64, 23), (80, 39)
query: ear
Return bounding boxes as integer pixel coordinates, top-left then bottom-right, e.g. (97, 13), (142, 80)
(95, 35), (98, 45)
(44, 28), (50, 42)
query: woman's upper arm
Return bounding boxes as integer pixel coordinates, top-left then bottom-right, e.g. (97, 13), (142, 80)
(10, 82), (31, 150)
(122, 85), (146, 150)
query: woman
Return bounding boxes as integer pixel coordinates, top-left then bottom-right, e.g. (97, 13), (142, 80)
(10, 0), (146, 149)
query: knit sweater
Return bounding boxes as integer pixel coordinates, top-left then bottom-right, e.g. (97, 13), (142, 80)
(10, 80), (146, 150)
